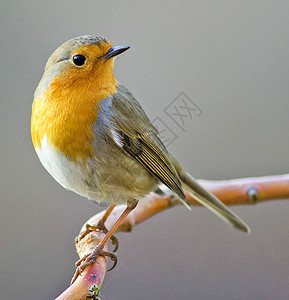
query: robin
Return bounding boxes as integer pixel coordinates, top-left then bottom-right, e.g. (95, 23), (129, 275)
(31, 35), (250, 282)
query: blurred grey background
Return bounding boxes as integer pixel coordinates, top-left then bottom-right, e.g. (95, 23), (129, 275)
(1, 1), (289, 299)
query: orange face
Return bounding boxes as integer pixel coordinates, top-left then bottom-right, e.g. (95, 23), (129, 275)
(54, 42), (115, 86)
(31, 38), (118, 160)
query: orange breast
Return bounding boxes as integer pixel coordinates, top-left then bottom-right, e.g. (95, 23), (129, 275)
(31, 73), (117, 160)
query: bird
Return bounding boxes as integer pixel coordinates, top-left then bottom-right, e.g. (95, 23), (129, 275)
(31, 35), (250, 282)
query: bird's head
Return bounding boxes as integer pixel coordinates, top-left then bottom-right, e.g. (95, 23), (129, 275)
(35, 35), (130, 97)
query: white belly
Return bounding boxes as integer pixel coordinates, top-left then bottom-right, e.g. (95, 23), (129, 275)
(36, 135), (89, 197)
(36, 135), (158, 205)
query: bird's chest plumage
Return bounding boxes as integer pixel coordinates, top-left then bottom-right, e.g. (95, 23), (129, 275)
(31, 92), (100, 196)
(31, 93), (100, 160)
(31, 69), (118, 159)
(31, 82), (158, 204)
(31, 74), (116, 193)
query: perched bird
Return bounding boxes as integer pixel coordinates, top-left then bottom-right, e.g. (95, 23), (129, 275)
(31, 35), (250, 281)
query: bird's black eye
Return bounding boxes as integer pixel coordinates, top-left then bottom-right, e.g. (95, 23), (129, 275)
(72, 54), (86, 66)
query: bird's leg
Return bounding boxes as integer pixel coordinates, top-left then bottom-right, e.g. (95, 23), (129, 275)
(75, 204), (119, 251)
(71, 200), (138, 284)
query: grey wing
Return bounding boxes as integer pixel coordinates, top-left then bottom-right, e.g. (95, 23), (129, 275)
(109, 84), (187, 202)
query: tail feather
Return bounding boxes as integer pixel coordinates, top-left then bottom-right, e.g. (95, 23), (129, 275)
(179, 171), (250, 234)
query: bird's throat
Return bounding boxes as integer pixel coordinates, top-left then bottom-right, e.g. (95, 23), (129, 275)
(31, 71), (117, 160)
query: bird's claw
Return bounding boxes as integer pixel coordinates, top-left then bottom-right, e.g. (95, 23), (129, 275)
(110, 235), (119, 252)
(75, 223), (119, 252)
(71, 247), (118, 284)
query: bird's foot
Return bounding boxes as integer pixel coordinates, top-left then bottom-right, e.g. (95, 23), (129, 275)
(75, 221), (119, 252)
(71, 246), (117, 284)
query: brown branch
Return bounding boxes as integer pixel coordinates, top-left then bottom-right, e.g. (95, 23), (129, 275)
(55, 174), (289, 299)
(55, 233), (107, 300)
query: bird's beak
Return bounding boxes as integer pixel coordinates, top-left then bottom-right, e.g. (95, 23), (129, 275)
(102, 45), (130, 60)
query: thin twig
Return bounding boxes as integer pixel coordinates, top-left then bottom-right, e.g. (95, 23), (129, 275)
(55, 174), (289, 299)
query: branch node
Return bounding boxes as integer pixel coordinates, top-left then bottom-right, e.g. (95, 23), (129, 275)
(120, 222), (134, 232)
(86, 284), (100, 300)
(168, 193), (181, 207)
(247, 187), (259, 204)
